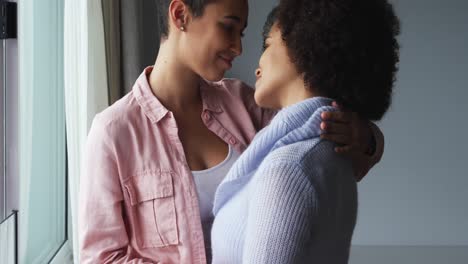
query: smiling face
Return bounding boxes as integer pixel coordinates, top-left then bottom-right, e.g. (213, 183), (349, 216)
(254, 23), (305, 109)
(179, 0), (248, 81)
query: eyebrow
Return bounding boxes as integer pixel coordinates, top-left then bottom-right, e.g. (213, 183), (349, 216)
(224, 15), (248, 29)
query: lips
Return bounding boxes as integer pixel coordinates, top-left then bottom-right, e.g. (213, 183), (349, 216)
(218, 55), (234, 68)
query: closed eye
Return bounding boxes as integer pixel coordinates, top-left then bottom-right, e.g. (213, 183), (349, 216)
(222, 23), (245, 38)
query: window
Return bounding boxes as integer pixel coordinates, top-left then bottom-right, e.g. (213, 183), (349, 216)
(2, 1), (110, 262)
(1, 0), (19, 263)
(16, 0), (70, 262)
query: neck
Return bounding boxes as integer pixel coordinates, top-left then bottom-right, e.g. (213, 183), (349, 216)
(280, 77), (316, 108)
(149, 40), (202, 112)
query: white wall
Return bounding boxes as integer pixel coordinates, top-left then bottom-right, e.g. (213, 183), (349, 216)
(353, 0), (468, 246)
(228, 0), (468, 246)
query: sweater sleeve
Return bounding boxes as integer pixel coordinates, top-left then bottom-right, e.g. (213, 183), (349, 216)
(79, 116), (155, 264)
(242, 162), (317, 264)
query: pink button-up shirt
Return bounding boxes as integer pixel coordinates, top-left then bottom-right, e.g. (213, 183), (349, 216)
(79, 67), (383, 264)
(79, 67), (274, 264)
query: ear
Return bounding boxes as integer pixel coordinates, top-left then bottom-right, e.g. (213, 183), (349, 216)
(169, 0), (191, 31)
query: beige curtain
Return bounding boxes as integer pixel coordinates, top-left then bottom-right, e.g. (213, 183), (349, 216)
(102, 0), (160, 104)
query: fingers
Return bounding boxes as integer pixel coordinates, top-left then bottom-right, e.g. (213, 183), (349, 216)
(331, 101), (341, 109)
(320, 133), (351, 146)
(320, 105), (365, 155)
(320, 121), (349, 135)
(334, 145), (359, 154)
(321, 111), (352, 124)
(331, 101), (352, 112)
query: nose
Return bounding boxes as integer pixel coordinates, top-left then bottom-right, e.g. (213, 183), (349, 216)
(231, 36), (243, 56)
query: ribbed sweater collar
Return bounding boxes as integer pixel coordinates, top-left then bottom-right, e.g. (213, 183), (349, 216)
(213, 97), (336, 214)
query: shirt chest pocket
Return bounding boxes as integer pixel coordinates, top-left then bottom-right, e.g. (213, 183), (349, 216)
(123, 171), (179, 248)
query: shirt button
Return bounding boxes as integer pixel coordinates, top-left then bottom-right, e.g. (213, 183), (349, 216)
(229, 138), (237, 145)
(203, 112), (211, 121)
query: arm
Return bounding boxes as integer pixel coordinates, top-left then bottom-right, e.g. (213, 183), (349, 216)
(236, 80), (382, 180)
(243, 162), (316, 264)
(320, 108), (384, 181)
(79, 116), (155, 264)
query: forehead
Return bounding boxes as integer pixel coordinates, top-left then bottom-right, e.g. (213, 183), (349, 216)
(267, 23), (281, 39)
(203, 0), (249, 25)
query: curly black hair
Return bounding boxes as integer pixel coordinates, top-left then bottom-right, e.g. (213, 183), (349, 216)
(157, 0), (215, 38)
(264, 0), (400, 121)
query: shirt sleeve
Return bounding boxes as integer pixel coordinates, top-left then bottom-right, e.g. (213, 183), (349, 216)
(79, 116), (155, 264)
(233, 77), (384, 180)
(242, 162), (317, 264)
(354, 122), (385, 181)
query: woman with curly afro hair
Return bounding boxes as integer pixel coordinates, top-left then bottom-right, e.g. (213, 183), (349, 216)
(211, 0), (400, 263)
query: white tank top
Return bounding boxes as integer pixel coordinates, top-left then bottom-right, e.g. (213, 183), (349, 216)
(191, 145), (241, 251)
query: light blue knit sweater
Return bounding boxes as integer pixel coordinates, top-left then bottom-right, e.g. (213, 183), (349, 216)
(211, 97), (357, 264)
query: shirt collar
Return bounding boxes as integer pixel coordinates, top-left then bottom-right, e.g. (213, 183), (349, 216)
(133, 67), (224, 124)
(200, 79), (224, 114)
(133, 66), (169, 124)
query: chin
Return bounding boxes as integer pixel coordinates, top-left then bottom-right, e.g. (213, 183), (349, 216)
(201, 70), (225, 82)
(254, 90), (269, 108)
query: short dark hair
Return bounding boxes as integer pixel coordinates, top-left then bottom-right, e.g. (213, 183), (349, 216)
(157, 0), (215, 38)
(264, 0), (400, 121)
